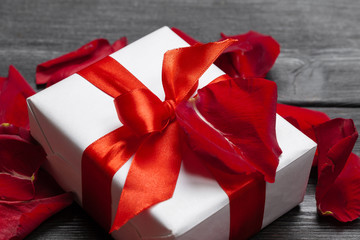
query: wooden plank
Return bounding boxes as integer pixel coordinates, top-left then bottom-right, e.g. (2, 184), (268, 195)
(273, 50), (360, 106)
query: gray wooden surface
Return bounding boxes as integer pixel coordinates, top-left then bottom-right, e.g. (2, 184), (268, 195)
(1, 0), (360, 239)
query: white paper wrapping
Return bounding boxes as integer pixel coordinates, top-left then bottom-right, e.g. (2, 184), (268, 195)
(27, 26), (317, 240)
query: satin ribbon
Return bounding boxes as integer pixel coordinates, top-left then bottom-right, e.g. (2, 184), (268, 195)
(78, 39), (267, 239)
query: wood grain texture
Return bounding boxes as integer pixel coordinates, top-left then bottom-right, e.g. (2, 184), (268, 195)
(1, 0), (360, 239)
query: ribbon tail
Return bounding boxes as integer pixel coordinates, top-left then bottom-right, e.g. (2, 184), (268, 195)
(82, 126), (141, 230)
(110, 122), (182, 232)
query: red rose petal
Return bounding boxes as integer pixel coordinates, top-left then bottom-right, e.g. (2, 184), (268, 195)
(0, 135), (46, 177)
(315, 119), (358, 198)
(0, 123), (33, 143)
(0, 66), (35, 129)
(177, 78), (281, 182)
(0, 142), (72, 239)
(314, 118), (360, 221)
(0, 174), (34, 201)
(277, 104), (331, 142)
(277, 104), (331, 166)
(214, 53), (241, 80)
(0, 134), (46, 201)
(317, 153), (360, 222)
(36, 37), (127, 87)
(216, 31), (280, 78)
(0, 192), (73, 240)
(177, 99), (258, 174)
(198, 77), (281, 182)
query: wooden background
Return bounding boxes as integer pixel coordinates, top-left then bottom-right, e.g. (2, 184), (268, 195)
(1, 0), (360, 239)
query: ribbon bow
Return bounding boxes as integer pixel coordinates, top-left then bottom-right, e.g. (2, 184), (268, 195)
(78, 39), (235, 231)
(112, 40), (236, 231)
(78, 38), (281, 239)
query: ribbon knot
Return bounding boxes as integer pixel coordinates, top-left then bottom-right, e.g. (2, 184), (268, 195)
(164, 99), (176, 121)
(114, 88), (178, 136)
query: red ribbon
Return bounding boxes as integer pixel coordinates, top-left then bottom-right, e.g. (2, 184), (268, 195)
(78, 39), (270, 239)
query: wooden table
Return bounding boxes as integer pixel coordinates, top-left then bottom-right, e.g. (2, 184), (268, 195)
(1, 0), (360, 239)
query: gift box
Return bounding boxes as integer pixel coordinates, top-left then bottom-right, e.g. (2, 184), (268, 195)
(27, 26), (316, 239)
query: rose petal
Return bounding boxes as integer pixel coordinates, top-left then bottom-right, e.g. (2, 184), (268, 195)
(0, 66), (35, 129)
(177, 78), (281, 182)
(317, 153), (360, 222)
(314, 118), (360, 221)
(0, 134), (46, 200)
(0, 134), (46, 176)
(315, 119), (358, 198)
(216, 31), (280, 78)
(277, 104), (331, 166)
(0, 192), (73, 240)
(0, 169), (73, 240)
(0, 123), (33, 143)
(0, 174), (34, 201)
(277, 104), (330, 142)
(177, 99), (256, 174)
(0, 136), (72, 239)
(36, 37), (127, 87)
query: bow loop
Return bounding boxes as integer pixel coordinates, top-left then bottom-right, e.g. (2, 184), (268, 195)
(162, 39), (237, 103)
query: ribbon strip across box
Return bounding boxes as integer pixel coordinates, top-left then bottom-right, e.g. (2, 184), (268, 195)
(27, 27), (316, 240)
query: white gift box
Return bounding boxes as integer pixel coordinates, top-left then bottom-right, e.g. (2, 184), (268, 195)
(27, 27), (316, 240)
